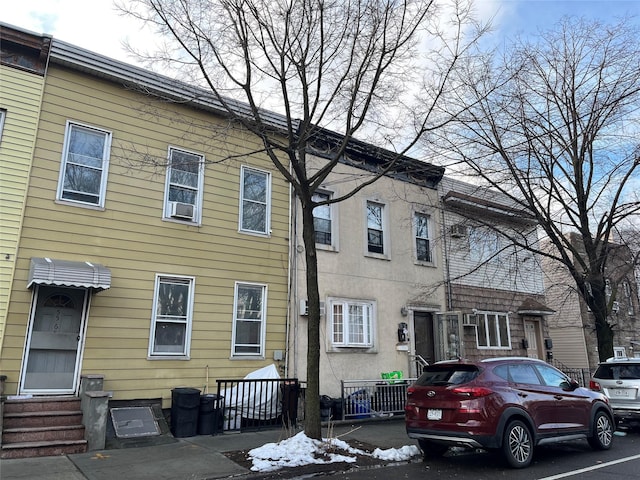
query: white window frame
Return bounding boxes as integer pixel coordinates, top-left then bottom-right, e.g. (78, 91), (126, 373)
(329, 297), (375, 348)
(239, 166), (271, 235)
(313, 190), (337, 250)
(0, 108), (6, 144)
(56, 121), (112, 208)
(469, 226), (501, 263)
(414, 211), (434, 264)
(474, 311), (511, 349)
(148, 274), (195, 358)
(365, 200), (388, 257)
(232, 282), (267, 357)
(163, 146), (205, 223)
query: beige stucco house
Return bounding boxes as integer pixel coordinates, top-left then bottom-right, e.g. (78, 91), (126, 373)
(288, 141), (447, 398)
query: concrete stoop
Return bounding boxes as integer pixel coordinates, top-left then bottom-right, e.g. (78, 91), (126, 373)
(1, 396), (87, 459)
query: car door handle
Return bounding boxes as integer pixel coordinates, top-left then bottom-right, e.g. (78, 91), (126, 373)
(554, 395), (563, 400)
(518, 392), (528, 398)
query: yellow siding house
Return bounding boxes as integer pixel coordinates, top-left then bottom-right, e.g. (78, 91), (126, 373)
(0, 26), (50, 350)
(0, 25), (290, 408)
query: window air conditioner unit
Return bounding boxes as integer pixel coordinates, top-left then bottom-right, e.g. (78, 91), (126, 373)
(169, 201), (195, 220)
(300, 299), (324, 316)
(450, 224), (467, 238)
(462, 314), (477, 326)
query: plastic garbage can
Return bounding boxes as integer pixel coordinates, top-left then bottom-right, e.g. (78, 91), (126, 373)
(320, 395), (333, 421)
(171, 387), (201, 437)
(197, 394), (224, 435)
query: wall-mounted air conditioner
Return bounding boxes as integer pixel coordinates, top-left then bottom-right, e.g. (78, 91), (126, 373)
(169, 201), (195, 220)
(450, 224), (468, 238)
(462, 314), (477, 326)
(299, 299), (325, 316)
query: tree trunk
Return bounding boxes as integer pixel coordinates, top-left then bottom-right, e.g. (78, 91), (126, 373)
(301, 200), (322, 439)
(588, 277), (615, 362)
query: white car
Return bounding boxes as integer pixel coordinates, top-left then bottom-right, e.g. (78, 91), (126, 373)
(590, 358), (640, 429)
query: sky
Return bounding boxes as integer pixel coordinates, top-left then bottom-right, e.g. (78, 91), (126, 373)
(2, 0), (639, 69)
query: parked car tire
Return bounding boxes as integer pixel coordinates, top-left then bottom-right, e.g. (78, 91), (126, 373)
(418, 439), (449, 459)
(587, 410), (613, 450)
(502, 420), (533, 468)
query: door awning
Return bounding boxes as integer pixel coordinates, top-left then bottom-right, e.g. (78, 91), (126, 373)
(28, 257), (111, 291)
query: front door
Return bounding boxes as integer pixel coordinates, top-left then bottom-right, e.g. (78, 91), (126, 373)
(414, 312), (435, 365)
(524, 320), (542, 359)
(20, 286), (88, 394)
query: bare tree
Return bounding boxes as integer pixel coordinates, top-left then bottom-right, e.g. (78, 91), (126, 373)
(436, 16), (640, 362)
(118, 0), (486, 438)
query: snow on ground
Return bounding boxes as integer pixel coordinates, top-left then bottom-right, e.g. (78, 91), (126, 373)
(248, 431), (421, 472)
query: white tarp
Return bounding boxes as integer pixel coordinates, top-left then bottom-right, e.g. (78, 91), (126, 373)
(222, 364), (281, 426)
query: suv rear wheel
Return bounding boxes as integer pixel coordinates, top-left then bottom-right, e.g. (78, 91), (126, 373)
(587, 410), (613, 450)
(502, 420), (533, 468)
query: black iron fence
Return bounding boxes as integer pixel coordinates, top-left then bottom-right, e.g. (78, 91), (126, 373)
(551, 361), (592, 387)
(214, 378), (300, 433)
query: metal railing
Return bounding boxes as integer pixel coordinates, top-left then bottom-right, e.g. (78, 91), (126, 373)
(339, 379), (416, 420)
(551, 360), (592, 387)
(214, 378), (300, 433)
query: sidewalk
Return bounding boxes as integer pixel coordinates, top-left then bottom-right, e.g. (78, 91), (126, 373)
(0, 418), (413, 480)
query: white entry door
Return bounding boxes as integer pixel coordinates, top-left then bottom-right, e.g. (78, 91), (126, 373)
(524, 320), (541, 359)
(20, 286), (88, 394)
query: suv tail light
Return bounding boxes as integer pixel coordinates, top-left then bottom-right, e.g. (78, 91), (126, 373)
(450, 386), (493, 398)
(589, 380), (602, 391)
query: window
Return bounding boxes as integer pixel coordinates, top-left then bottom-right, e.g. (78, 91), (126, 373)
(414, 212), (432, 263)
(240, 166), (271, 235)
(57, 122), (111, 207)
(164, 147), (204, 222)
(469, 227), (500, 263)
(313, 191), (332, 245)
(0, 108), (6, 143)
(535, 363), (569, 388)
(475, 311), (511, 348)
(366, 201), (385, 255)
(330, 298), (374, 347)
(149, 275), (194, 357)
(232, 282), (267, 356)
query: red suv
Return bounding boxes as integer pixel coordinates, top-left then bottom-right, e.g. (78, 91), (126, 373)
(405, 357), (614, 468)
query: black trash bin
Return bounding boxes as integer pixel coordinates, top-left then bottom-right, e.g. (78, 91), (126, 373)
(332, 398), (344, 421)
(320, 395), (333, 422)
(281, 382), (299, 427)
(197, 394), (224, 435)
(171, 387), (201, 437)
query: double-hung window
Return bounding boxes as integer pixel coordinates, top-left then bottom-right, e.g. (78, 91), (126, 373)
(232, 282), (267, 356)
(164, 147), (204, 223)
(149, 275), (195, 357)
(312, 191), (332, 246)
(366, 201), (385, 255)
(475, 311), (511, 349)
(57, 122), (111, 207)
(330, 298), (374, 348)
(414, 212), (432, 263)
(469, 227), (501, 263)
(0, 109), (6, 143)
(240, 166), (271, 235)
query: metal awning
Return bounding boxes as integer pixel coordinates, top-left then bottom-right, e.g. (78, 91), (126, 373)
(27, 257), (111, 291)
